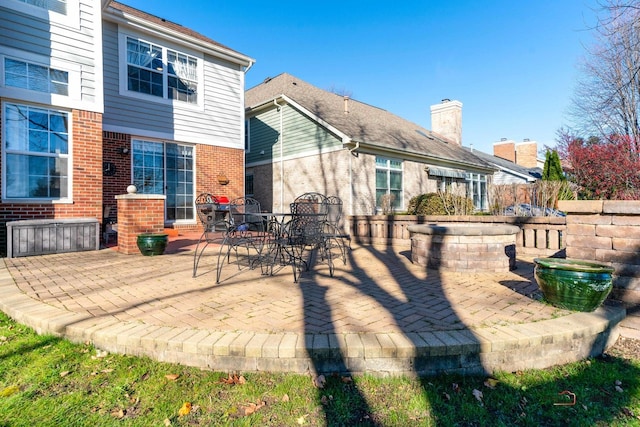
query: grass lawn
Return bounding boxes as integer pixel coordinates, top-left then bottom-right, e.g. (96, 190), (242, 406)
(1, 311), (640, 426)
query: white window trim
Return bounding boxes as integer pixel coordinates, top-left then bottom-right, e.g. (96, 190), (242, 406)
(0, 46), (81, 108)
(118, 31), (204, 111)
(5, 0), (80, 30)
(1, 101), (74, 204)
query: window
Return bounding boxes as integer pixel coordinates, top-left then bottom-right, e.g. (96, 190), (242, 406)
(16, 0), (66, 14)
(375, 156), (402, 210)
(437, 176), (454, 193)
(127, 38), (163, 98)
(5, 58), (69, 95)
(466, 173), (488, 211)
(3, 102), (70, 200)
(244, 119), (250, 152)
(125, 36), (199, 105)
(245, 171), (254, 196)
(167, 50), (198, 103)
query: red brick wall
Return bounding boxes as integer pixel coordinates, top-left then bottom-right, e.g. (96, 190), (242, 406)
(116, 195), (165, 254)
(0, 109), (103, 255)
(493, 141), (516, 163)
(196, 145), (244, 201)
(103, 132), (132, 208)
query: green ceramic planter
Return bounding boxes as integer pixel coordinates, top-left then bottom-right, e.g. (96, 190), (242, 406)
(533, 257), (614, 312)
(137, 233), (168, 256)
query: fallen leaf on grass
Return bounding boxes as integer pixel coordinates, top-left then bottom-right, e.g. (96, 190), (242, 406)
(341, 376), (353, 384)
(472, 389), (483, 403)
(238, 401), (265, 416)
(163, 419), (171, 426)
(297, 414), (309, 425)
(220, 373), (246, 385)
(622, 407), (635, 417)
(178, 402), (192, 416)
(110, 408), (125, 419)
(59, 371), (71, 377)
(484, 378), (499, 389)
(165, 374), (180, 381)
(312, 375), (326, 389)
(0, 385), (20, 397)
(554, 390), (576, 406)
(282, 394), (290, 402)
(452, 383), (460, 393)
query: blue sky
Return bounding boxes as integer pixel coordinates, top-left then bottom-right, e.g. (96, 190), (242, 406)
(119, 0), (600, 155)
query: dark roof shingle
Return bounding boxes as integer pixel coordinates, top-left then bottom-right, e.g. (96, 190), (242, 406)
(246, 73), (491, 169)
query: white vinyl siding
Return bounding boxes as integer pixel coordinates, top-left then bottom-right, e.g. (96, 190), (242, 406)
(5, 0), (79, 28)
(103, 22), (245, 147)
(0, 1), (102, 112)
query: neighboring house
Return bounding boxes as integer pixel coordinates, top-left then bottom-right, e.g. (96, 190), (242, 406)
(465, 142), (544, 209)
(0, 0), (253, 254)
(464, 147), (541, 185)
(245, 73), (495, 215)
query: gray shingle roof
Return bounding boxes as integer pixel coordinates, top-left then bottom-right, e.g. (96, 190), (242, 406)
(463, 147), (541, 180)
(246, 73), (492, 170)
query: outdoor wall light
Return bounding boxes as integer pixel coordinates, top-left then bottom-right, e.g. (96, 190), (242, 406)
(118, 147), (130, 155)
(217, 173), (230, 185)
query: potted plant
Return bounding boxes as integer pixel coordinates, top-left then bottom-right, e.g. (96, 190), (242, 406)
(533, 257), (614, 312)
(137, 233), (169, 256)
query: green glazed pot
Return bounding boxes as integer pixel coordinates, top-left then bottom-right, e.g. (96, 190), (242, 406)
(533, 257), (614, 312)
(137, 233), (168, 256)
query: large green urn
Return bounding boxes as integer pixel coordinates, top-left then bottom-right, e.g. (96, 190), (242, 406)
(533, 257), (614, 312)
(136, 233), (168, 256)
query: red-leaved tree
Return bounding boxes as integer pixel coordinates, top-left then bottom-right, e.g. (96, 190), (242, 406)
(557, 130), (640, 200)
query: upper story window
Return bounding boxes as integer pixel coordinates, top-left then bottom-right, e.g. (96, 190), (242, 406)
(17, 0), (67, 14)
(3, 102), (71, 201)
(6, 0), (78, 28)
(124, 35), (199, 105)
(5, 58), (69, 95)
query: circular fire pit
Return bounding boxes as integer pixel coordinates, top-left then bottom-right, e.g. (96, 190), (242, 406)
(408, 223), (520, 273)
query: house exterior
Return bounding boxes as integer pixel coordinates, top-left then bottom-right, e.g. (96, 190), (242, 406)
(464, 146), (541, 186)
(245, 73), (495, 216)
(0, 0), (253, 255)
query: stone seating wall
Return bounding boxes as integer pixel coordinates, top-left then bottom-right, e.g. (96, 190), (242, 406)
(348, 214), (566, 256)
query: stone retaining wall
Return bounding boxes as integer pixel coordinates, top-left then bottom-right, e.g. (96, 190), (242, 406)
(348, 215), (566, 256)
(558, 200), (640, 303)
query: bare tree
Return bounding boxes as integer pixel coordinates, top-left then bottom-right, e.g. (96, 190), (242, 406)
(569, 0), (640, 151)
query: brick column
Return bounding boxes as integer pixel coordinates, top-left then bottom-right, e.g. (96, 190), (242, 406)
(116, 189), (166, 255)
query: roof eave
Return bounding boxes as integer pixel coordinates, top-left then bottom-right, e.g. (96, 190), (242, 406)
(103, 7), (254, 67)
(350, 141), (495, 172)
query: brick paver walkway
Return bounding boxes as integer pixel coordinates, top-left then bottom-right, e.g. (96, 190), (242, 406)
(4, 239), (567, 335)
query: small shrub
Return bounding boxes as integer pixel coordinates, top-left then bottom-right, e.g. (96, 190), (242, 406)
(407, 192), (474, 215)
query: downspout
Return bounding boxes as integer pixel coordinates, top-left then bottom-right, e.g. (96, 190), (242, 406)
(348, 141), (360, 218)
(274, 98), (284, 210)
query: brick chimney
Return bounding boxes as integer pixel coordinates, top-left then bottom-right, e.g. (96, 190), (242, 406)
(430, 99), (462, 145)
(515, 140), (538, 168)
(493, 139), (516, 162)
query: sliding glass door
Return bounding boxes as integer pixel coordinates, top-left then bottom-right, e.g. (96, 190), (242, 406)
(132, 139), (194, 222)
